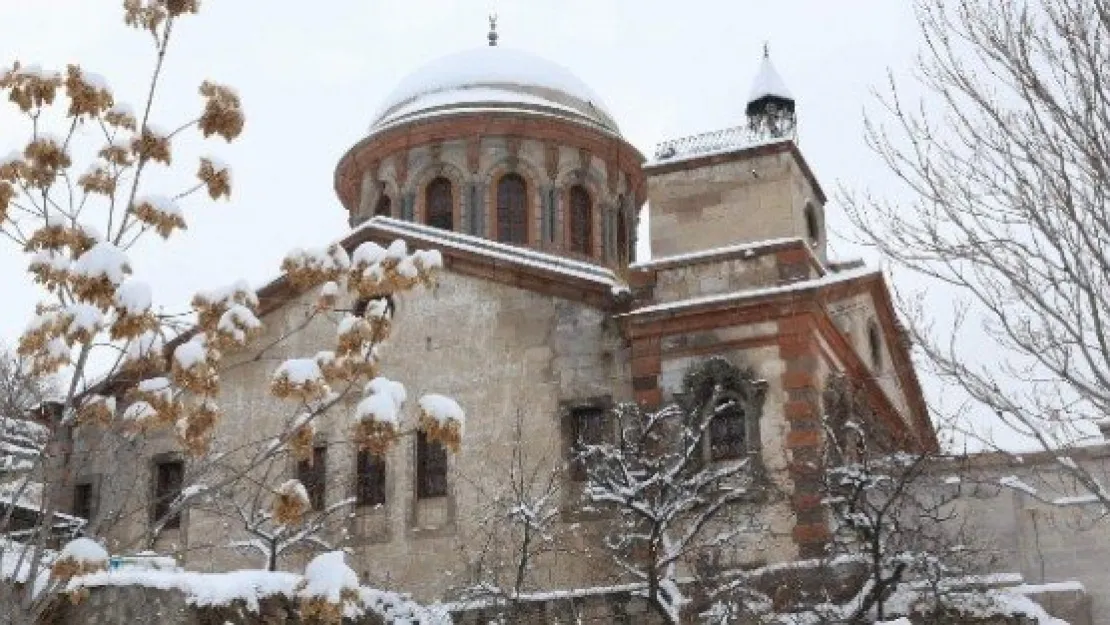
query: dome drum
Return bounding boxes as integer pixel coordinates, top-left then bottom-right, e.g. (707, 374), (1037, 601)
(339, 118), (643, 266)
(335, 46), (645, 267)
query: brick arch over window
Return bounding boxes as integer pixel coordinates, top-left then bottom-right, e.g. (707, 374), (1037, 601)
(496, 173), (528, 244)
(568, 185), (592, 254)
(424, 177), (453, 230)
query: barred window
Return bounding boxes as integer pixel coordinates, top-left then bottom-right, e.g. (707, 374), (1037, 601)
(416, 431), (448, 499)
(569, 407), (606, 481)
(497, 173), (527, 244)
(709, 397), (746, 461)
(569, 185), (592, 254)
(152, 459), (184, 529)
(425, 177), (453, 230)
(356, 450), (386, 507)
(296, 445), (328, 511)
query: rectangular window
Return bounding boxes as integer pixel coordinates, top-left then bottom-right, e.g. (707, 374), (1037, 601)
(356, 450), (386, 507)
(297, 445), (328, 511)
(569, 407), (606, 482)
(416, 431), (448, 499)
(153, 459), (184, 529)
(73, 482), (94, 523)
(709, 399), (747, 461)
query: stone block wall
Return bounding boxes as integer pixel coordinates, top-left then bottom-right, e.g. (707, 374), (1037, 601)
(644, 142), (825, 261)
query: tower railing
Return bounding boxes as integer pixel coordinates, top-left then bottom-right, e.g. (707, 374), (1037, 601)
(652, 118), (796, 162)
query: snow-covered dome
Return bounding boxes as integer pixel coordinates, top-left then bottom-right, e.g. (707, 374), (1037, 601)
(370, 47), (621, 135)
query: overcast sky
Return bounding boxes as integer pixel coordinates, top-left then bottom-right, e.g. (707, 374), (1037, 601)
(4, 1), (1018, 447)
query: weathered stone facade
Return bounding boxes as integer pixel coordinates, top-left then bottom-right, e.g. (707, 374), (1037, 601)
(67, 42), (940, 611)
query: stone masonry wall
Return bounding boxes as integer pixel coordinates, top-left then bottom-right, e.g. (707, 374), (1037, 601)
(78, 267), (633, 602)
(645, 147), (824, 261)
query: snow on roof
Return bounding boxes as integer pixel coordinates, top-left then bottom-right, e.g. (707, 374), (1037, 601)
(621, 266), (880, 318)
(376, 86), (588, 128)
(631, 236), (818, 271)
(649, 127), (792, 166)
(749, 53), (793, 102)
(370, 47), (619, 134)
(355, 217), (621, 291)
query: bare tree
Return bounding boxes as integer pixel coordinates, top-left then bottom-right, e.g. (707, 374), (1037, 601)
(800, 377), (988, 624)
(0, 2), (462, 622)
(580, 358), (768, 623)
(454, 412), (563, 619)
(843, 0), (1110, 501)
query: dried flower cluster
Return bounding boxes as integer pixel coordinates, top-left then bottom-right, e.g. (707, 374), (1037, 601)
(417, 394), (465, 452)
(123, 0), (167, 33)
(274, 238), (460, 463)
(289, 414), (316, 463)
(50, 538), (109, 582)
(273, 479), (311, 526)
(64, 65), (114, 118)
(0, 62), (61, 112)
(77, 165), (116, 196)
(198, 81), (244, 141)
(132, 195), (185, 237)
(296, 552), (363, 625)
(132, 124), (172, 165)
(196, 157), (231, 200)
(76, 395), (116, 427)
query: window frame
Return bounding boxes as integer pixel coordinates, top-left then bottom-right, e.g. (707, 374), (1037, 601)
(568, 405), (607, 482)
(424, 176), (454, 230)
(568, 185), (592, 255)
(707, 394), (747, 461)
(73, 480), (95, 524)
(496, 173), (528, 244)
(152, 458), (184, 529)
(355, 449), (387, 507)
(804, 201), (820, 243)
(415, 431), (448, 499)
(296, 444), (328, 511)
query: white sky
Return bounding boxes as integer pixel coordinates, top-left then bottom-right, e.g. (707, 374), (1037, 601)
(3, 1), (1021, 448)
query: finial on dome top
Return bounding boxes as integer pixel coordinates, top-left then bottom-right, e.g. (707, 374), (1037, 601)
(746, 43), (796, 139)
(488, 14), (499, 47)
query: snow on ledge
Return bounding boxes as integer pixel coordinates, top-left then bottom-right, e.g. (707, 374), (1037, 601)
(69, 566), (450, 623)
(621, 266), (880, 318)
(630, 236), (819, 272)
(353, 217), (621, 290)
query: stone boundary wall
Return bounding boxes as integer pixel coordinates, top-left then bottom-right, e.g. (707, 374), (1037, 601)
(17, 582), (1083, 624)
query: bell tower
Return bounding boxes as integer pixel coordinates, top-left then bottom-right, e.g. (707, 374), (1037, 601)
(644, 47), (827, 262)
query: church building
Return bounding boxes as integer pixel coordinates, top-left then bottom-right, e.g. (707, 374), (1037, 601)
(71, 26), (935, 602)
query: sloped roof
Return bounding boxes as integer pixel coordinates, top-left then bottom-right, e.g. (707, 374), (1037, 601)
(619, 267), (937, 452)
(749, 53), (793, 102)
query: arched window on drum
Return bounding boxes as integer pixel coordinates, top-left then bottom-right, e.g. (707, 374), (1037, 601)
(497, 173), (528, 244)
(568, 185), (592, 255)
(425, 177), (453, 230)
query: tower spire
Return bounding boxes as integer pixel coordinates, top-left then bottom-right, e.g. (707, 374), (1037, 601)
(488, 14), (499, 47)
(746, 44), (796, 139)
